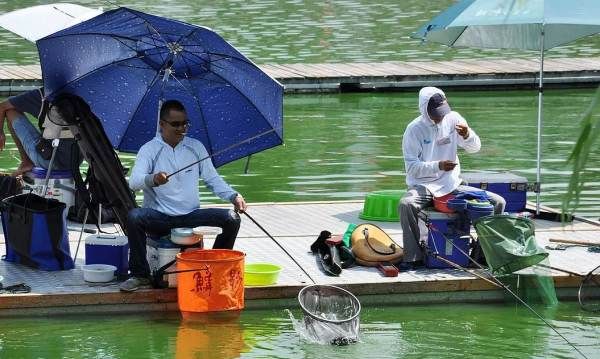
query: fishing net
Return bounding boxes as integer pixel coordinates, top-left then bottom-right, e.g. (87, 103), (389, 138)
(473, 215), (548, 275)
(498, 261), (558, 306)
(579, 264), (600, 312)
(297, 284), (361, 345)
(474, 215), (557, 305)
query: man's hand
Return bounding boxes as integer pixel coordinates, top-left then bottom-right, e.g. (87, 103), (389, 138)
(233, 194), (247, 213)
(455, 124), (469, 139)
(439, 160), (457, 171)
(153, 172), (169, 186)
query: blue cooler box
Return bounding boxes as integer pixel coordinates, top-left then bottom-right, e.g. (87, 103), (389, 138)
(461, 172), (528, 212)
(418, 209), (471, 269)
(85, 235), (129, 276)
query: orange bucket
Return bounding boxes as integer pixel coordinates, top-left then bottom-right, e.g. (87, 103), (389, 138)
(176, 249), (245, 313)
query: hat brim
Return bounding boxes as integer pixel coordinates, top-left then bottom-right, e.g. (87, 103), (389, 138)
(429, 102), (451, 119)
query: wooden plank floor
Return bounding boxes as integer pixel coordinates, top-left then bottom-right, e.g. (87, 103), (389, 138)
(3, 56), (600, 95)
(0, 200), (599, 316)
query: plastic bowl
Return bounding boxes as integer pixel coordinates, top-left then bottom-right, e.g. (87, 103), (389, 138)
(244, 263), (282, 286)
(170, 227), (202, 246)
(82, 264), (117, 283)
(359, 190), (405, 222)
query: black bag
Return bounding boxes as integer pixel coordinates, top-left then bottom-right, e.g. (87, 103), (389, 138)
(35, 138), (54, 161)
(0, 175), (22, 201)
(67, 167), (117, 224)
(469, 238), (487, 267)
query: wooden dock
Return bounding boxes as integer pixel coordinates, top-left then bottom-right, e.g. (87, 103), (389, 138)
(2, 56), (600, 95)
(1, 200), (599, 317)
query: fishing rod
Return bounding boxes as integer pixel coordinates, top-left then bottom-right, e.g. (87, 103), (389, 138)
(166, 128), (279, 179)
(242, 211), (316, 285)
(418, 211), (589, 359)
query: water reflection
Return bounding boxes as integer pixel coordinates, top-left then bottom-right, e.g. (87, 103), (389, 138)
(176, 311), (247, 358)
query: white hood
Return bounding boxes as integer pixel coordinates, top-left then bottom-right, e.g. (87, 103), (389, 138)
(418, 86), (446, 124)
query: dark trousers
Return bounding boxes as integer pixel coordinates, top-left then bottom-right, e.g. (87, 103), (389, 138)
(127, 207), (241, 277)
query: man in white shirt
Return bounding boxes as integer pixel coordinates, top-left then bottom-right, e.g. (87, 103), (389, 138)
(120, 100), (247, 291)
(399, 87), (505, 269)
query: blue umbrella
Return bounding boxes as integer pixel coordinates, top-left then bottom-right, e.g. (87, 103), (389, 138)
(413, 0), (600, 212)
(36, 7), (283, 167)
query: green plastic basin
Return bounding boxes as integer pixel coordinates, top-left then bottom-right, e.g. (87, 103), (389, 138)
(359, 190), (405, 222)
(244, 263), (282, 286)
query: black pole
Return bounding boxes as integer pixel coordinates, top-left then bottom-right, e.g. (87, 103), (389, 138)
(242, 211), (316, 284)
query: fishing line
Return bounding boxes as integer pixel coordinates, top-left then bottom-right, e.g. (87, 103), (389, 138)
(419, 211), (589, 359)
(242, 211), (316, 285)
(166, 127), (279, 178)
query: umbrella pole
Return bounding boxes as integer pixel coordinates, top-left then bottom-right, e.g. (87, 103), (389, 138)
(536, 29), (545, 215)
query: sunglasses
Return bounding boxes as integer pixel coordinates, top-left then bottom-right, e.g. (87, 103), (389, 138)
(162, 120), (190, 128)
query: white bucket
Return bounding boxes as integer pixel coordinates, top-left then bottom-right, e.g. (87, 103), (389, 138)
(147, 246), (181, 288)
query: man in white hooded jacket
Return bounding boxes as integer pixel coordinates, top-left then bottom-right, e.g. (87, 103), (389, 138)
(399, 87), (505, 268)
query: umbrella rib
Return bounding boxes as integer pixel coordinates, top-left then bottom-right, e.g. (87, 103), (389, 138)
(179, 52), (213, 74)
(143, 23), (169, 66)
(118, 70), (166, 149)
(179, 51), (235, 76)
(46, 56), (146, 97)
(206, 68), (282, 143)
(449, 26), (468, 47)
(115, 63), (156, 71)
(121, 7), (169, 47)
(178, 52), (199, 79)
(170, 75), (215, 156)
(44, 32), (159, 49)
(179, 46), (255, 67)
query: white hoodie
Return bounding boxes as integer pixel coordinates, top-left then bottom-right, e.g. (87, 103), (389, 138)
(402, 87), (481, 197)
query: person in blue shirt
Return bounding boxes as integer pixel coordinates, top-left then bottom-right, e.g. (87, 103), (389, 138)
(0, 88), (81, 175)
(120, 100), (247, 292)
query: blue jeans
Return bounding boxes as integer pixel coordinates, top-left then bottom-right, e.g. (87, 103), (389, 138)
(127, 207), (241, 277)
(12, 114), (48, 168)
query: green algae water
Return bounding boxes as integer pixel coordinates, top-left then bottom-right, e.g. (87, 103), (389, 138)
(2, 88), (600, 218)
(0, 303), (598, 358)
(2, 0), (600, 65)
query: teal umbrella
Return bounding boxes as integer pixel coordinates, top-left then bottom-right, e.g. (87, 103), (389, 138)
(413, 0), (600, 213)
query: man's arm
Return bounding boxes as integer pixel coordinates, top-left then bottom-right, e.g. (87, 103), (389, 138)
(402, 129), (443, 179)
(197, 146), (246, 211)
(457, 123), (481, 153)
(129, 144), (158, 191)
(451, 113), (480, 153)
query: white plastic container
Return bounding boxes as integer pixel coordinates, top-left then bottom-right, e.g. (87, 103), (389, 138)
(23, 167), (75, 209)
(82, 264), (117, 283)
(147, 245), (181, 288)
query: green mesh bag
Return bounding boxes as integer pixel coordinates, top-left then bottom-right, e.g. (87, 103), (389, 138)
(473, 215), (548, 276)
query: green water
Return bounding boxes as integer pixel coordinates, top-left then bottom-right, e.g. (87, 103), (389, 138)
(2, 0), (600, 65)
(0, 303), (598, 358)
(2, 88), (600, 217)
